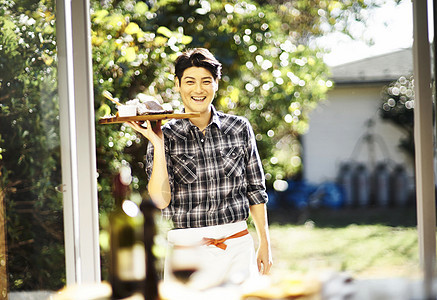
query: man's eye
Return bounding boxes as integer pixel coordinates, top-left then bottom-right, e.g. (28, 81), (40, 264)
(203, 81), (211, 85)
(186, 81), (194, 84)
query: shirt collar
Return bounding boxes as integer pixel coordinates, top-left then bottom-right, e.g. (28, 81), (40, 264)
(209, 105), (222, 130)
(180, 105), (222, 132)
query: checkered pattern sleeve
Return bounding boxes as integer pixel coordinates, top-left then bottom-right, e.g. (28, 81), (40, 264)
(243, 118), (269, 206)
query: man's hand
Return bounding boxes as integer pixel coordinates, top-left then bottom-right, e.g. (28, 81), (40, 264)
(257, 241), (273, 275)
(250, 203), (273, 275)
(127, 119), (163, 146)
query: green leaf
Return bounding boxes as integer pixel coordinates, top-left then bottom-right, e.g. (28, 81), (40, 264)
(97, 103), (111, 118)
(157, 26), (173, 38)
(124, 22), (141, 35)
(134, 2), (149, 15)
(121, 47), (136, 62)
(181, 35), (193, 45)
(154, 36), (168, 46)
(107, 14), (125, 30)
(92, 9), (109, 23)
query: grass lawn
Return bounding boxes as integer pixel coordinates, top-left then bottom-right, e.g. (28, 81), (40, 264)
(260, 206), (421, 280)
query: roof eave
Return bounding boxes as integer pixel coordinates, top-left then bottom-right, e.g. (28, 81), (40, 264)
(331, 78), (398, 87)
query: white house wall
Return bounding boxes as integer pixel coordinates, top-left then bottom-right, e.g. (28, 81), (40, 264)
(302, 84), (414, 185)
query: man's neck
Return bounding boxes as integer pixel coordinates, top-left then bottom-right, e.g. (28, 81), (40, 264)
(189, 110), (212, 132)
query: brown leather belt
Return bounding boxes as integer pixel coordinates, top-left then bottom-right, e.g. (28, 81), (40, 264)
(202, 228), (249, 250)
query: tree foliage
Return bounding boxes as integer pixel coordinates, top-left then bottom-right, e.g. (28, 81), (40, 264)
(93, 0), (381, 188)
(379, 75), (415, 157)
(0, 0), (385, 290)
(0, 0), (64, 290)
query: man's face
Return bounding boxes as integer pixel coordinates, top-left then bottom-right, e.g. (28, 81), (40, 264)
(175, 66), (218, 114)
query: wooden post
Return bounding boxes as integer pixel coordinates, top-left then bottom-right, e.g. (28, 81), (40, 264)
(0, 173), (7, 299)
(412, 0), (436, 297)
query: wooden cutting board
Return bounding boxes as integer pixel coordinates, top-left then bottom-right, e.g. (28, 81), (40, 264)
(99, 112), (200, 124)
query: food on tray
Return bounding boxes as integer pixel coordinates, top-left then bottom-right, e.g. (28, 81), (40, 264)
(143, 99), (164, 111)
(123, 97), (173, 116)
(103, 91), (173, 117)
(117, 105), (137, 117)
(100, 91), (183, 124)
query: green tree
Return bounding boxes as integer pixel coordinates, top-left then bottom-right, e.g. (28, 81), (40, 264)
(125, 0), (380, 184)
(90, 1), (192, 210)
(0, 0), (65, 290)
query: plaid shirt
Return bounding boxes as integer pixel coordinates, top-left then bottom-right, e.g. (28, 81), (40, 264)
(145, 106), (268, 228)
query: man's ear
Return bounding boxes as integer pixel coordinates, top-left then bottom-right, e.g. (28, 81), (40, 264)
(174, 77), (180, 92)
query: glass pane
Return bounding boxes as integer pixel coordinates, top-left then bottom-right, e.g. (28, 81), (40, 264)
(0, 0), (65, 295)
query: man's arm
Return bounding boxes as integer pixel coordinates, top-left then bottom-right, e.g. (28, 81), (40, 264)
(127, 120), (171, 209)
(250, 203), (273, 275)
(147, 140), (171, 209)
(242, 118), (272, 274)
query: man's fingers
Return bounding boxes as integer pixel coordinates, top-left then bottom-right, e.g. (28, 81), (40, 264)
(150, 120), (162, 133)
(127, 121), (147, 133)
(263, 261), (272, 275)
(258, 259), (272, 275)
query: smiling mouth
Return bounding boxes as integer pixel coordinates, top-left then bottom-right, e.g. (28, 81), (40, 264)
(191, 96), (206, 102)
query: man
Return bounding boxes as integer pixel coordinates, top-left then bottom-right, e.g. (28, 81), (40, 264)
(128, 48), (272, 289)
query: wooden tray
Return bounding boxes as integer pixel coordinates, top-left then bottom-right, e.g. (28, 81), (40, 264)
(99, 112), (200, 124)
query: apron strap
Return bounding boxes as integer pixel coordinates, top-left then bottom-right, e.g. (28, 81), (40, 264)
(202, 229), (249, 250)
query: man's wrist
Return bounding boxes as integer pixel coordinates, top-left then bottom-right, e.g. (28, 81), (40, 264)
(151, 140), (165, 153)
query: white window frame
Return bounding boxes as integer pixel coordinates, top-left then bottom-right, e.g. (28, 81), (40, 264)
(56, 0), (101, 285)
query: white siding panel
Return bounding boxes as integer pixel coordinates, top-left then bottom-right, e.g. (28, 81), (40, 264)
(303, 85), (413, 184)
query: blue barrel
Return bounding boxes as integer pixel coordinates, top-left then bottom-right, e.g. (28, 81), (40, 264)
(390, 164), (409, 207)
(354, 164), (370, 207)
(373, 163), (391, 207)
(337, 163), (355, 207)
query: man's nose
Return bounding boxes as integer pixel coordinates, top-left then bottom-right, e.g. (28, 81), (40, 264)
(194, 82), (203, 92)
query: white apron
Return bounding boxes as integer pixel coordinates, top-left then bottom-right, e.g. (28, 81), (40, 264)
(164, 221), (259, 290)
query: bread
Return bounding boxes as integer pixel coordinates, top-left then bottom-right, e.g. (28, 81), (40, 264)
(125, 98), (173, 115)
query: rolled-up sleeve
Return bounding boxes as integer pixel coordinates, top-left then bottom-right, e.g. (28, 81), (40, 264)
(244, 119), (269, 206)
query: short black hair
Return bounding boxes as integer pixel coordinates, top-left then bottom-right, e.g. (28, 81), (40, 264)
(175, 48), (222, 81)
